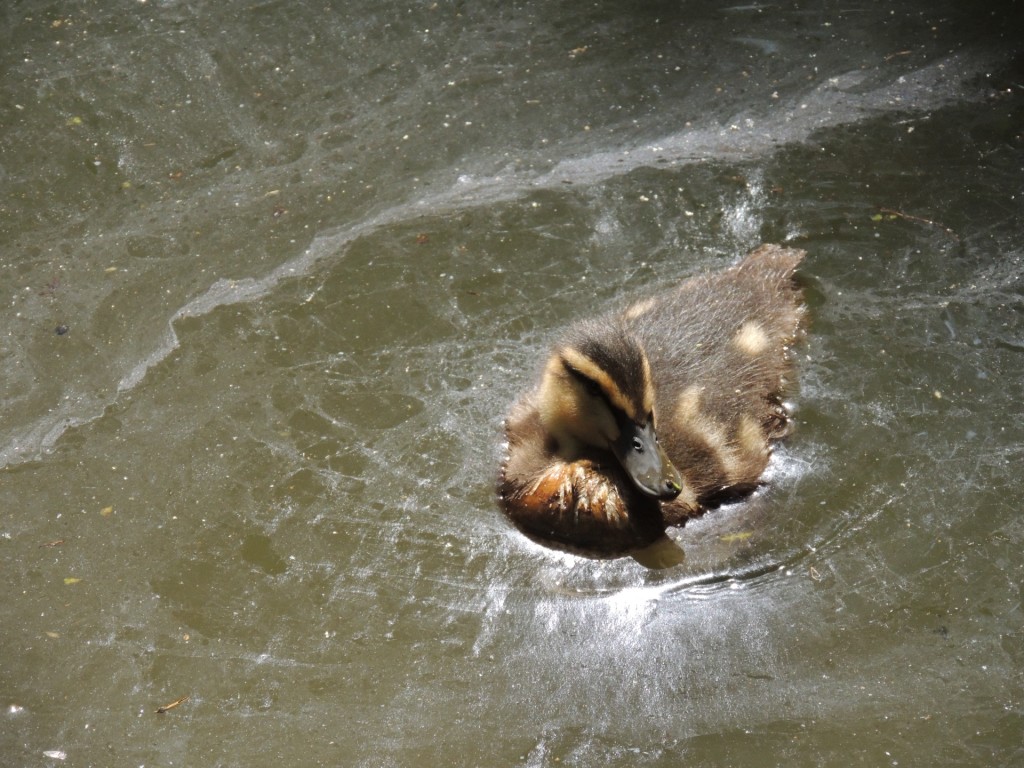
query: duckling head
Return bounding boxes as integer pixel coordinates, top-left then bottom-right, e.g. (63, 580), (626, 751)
(536, 320), (684, 501)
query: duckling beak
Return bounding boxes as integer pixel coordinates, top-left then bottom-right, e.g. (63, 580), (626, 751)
(612, 419), (684, 500)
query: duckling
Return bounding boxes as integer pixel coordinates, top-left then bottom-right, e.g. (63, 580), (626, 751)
(498, 244), (806, 557)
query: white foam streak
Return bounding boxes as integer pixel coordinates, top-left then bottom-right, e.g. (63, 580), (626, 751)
(0, 52), (1000, 468)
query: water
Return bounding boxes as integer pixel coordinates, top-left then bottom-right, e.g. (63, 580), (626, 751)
(2, 1), (1022, 765)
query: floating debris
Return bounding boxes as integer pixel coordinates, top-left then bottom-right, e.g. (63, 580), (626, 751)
(156, 694), (190, 714)
(875, 207), (959, 241)
(719, 531), (753, 543)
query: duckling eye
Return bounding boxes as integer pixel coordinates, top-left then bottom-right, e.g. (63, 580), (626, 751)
(583, 379), (603, 399)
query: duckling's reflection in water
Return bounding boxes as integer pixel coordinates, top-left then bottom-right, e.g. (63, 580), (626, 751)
(498, 244), (806, 565)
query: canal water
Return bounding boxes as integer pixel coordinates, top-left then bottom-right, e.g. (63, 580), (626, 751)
(2, 1), (1022, 765)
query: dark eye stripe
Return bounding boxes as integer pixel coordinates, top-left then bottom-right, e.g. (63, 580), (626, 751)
(562, 360), (605, 400)
(558, 346), (641, 423)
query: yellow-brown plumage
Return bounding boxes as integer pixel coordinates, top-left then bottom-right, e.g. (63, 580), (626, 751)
(498, 244), (806, 557)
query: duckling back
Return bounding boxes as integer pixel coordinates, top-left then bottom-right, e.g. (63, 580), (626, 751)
(625, 244), (805, 522)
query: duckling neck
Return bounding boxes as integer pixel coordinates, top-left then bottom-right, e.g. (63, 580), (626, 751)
(535, 367), (616, 460)
(544, 426), (588, 462)
(536, 392), (608, 463)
